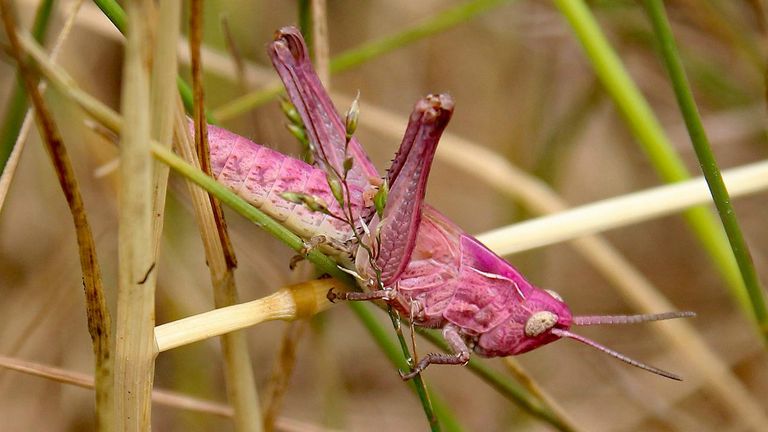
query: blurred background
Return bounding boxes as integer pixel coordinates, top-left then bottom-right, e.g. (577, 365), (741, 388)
(1, 0), (767, 430)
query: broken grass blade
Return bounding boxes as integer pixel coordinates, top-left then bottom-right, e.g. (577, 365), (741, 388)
(154, 279), (343, 352)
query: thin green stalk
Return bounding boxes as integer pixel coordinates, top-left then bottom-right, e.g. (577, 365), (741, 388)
(298, 0), (312, 55)
(387, 306), (441, 432)
(552, 0), (755, 333)
(418, 330), (577, 432)
(0, 0), (54, 174)
(642, 0), (767, 334)
(330, 0), (510, 73)
(351, 303), (459, 432)
(92, 0), (126, 33)
(213, 0), (514, 121)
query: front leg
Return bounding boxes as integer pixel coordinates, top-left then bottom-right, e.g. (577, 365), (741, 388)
(400, 324), (471, 380)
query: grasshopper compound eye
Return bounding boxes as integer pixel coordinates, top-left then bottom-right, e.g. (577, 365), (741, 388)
(524, 311), (559, 337)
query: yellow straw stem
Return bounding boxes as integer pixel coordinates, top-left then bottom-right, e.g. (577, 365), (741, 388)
(155, 278), (344, 352)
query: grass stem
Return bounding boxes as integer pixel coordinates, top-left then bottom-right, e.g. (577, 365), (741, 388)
(642, 0), (768, 338)
(553, 0), (756, 335)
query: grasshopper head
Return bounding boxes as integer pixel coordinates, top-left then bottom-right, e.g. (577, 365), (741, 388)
(474, 288), (573, 357)
(476, 285), (694, 380)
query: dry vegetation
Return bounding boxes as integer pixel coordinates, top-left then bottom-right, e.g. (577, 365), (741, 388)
(1, 0), (767, 431)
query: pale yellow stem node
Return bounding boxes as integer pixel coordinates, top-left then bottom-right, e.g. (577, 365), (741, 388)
(155, 278), (346, 352)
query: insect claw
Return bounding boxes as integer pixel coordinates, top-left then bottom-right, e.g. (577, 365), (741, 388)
(399, 367), (424, 381)
(326, 288), (338, 303)
(383, 288), (397, 301)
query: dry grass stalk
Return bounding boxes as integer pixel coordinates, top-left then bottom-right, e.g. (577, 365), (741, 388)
(478, 159), (768, 254)
(311, 0), (330, 86)
(186, 4), (261, 427)
(189, 0), (237, 267)
(262, 321), (307, 432)
(0, 354), (232, 418)
(0, 0), (112, 429)
(173, 101), (263, 430)
(112, 0), (158, 428)
(148, 0), (181, 252)
(1, 352), (343, 431)
(172, 102), (263, 429)
(0, 0), (86, 210)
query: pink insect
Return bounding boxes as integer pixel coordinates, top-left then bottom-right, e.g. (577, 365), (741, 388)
(206, 26), (694, 381)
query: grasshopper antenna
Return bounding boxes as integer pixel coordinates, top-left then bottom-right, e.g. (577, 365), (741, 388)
(551, 328), (683, 380)
(552, 311), (695, 381)
(572, 311), (695, 326)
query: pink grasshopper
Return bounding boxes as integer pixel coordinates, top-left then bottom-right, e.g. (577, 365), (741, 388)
(207, 27), (694, 380)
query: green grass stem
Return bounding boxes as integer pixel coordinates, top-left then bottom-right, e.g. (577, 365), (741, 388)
(350, 302), (459, 432)
(552, 0), (755, 333)
(418, 330), (578, 432)
(0, 0), (54, 174)
(642, 0), (767, 336)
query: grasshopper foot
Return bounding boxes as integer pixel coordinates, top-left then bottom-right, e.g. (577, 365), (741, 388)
(399, 325), (471, 380)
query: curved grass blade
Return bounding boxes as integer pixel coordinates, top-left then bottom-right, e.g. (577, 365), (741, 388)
(641, 0), (766, 335)
(552, 0), (765, 340)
